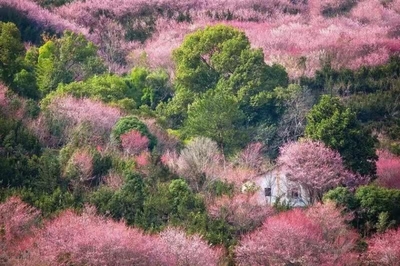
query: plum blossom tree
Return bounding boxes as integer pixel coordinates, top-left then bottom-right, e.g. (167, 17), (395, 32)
(0, 197), (40, 258)
(160, 227), (223, 266)
(40, 95), (122, 146)
(32, 207), (176, 266)
(235, 202), (358, 266)
(365, 228), (400, 265)
(208, 194), (274, 234)
(376, 150), (400, 189)
(278, 139), (361, 203)
(120, 129), (149, 155)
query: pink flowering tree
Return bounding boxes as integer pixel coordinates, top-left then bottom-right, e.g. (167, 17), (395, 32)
(120, 129), (149, 156)
(208, 194), (274, 234)
(234, 142), (267, 173)
(41, 95), (122, 146)
(376, 150), (400, 189)
(160, 227), (223, 266)
(364, 228), (400, 265)
(277, 139), (359, 203)
(32, 207), (176, 266)
(235, 202), (358, 265)
(0, 197), (40, 258)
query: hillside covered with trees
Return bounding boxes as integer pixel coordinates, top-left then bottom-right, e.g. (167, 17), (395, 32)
(1, 0), (400, 265)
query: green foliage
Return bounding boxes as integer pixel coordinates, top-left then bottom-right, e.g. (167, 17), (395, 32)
(163, 25), (287, 130)
(301, 56), (400, 96)
(108, 172), (146, 225)
(118, 67), (173, 109)
(206, 180), (235, 197)
(173, 25), (250, 93)
(0, 118), (42, 188)
(36, 31), (106, 95)
(184, 88), (246, 152)
(305, 95), (377, 176)
(323, 187), (359, 210)
(355, 185), (400, 231)
(111, 115), (157, 149)
(0, 22), (24, 84)
(19, 187), (77, 217)
(325, 186), (400, 235)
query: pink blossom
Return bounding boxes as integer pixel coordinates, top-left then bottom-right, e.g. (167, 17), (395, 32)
(0, 197), (40, 256)
(208, 194), (274, 233)
(32, 207), (176, 265)
(120, 129), (149, 155)
(376, 150), (400, 189)
(278, 139), (357, 203)
(235, 203), (358, 265)
(365, 229), (400, 265)
(160, 227), (223, 266)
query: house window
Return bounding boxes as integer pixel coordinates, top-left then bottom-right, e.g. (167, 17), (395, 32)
(264, 187), (271, 197)
(290, 188), (300, 199)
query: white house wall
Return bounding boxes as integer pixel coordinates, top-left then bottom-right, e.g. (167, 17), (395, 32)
(254, 168), (309, 207)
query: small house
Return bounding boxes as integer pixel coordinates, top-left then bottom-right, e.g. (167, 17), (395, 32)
(252, 167), (309, 207)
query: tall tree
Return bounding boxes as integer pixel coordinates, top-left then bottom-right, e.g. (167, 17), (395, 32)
(36, 31), (106, 95)
(305, 95), (377, 176)
(160, 25), (288, 129)
(184, 88), (246, 152)
(0, 22), (24, 84)
(278, 139), (357, 203)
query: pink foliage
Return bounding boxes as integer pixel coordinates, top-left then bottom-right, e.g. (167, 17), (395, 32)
(5, 0), (399, 77)
(0, 197), (39, 256)
(208, 194), (274, 233)
(68, 149), (94, 181)
(0, 83), (8, 110)
(135, 151), (151, 167)
(365, 229), (400, 265)
(45, 95), (122, 145)
(0, 0), (88, 35)
(235, 203), (358, 265)
(103, 171), (125, 190)
(235, 142), (266, 173)
(32, 207), (176, 266)
(218, 166), (258, 190)
(160, 227), (223, 266)
(143, 118), (179, 152)
(120, 129), (149, 155)
(278, 139), (357, 202)
(376, 150), (400, 189)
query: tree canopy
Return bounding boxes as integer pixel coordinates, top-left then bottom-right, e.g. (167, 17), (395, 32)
(305, 95), (377, 176)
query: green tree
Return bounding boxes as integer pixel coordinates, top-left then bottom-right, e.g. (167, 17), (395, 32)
(305, 95), (377, 176)
(0, 22), (24, 84)
(36, 31), (106, 95)
(161, 25), (287, 128)
(184, 88), (246, 152)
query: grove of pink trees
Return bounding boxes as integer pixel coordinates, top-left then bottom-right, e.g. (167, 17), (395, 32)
(3, 0), (399, 77)
(31, 207), (176, 266)
(235, 202), (358, 265)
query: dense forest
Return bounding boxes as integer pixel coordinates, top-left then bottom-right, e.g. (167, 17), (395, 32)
(1, 0), (400, 265)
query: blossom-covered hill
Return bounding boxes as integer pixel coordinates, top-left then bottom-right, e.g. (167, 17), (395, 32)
(1, 0), (400, 77)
